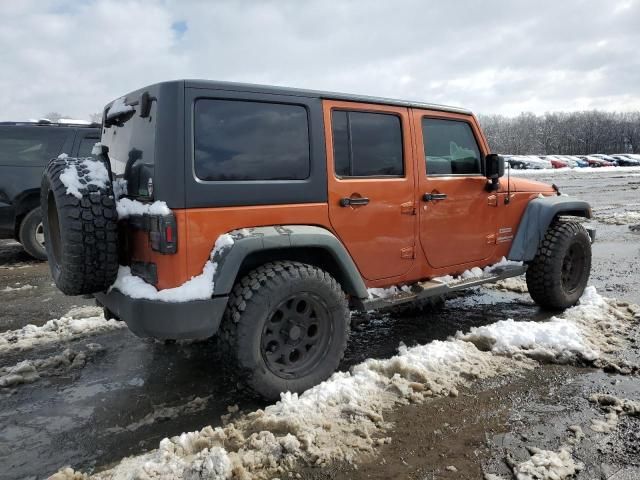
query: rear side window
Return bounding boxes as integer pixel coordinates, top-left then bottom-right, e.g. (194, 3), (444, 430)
(422, 118), (482, 175)
(332, 110), (403, 177)
(77, 136), (99, 157)
(194, 99), (310, 181)
(0, 127), (69, 165)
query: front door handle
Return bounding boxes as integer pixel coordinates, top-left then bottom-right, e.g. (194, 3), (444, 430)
(423, 193), (447, 202)
(340, 197), (370, 207)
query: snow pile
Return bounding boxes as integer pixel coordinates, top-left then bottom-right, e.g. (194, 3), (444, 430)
(0, 344), (103, 388)
(457, 286), (632, 364)
(115, 197), (170, 219)
(509, 446), (583, 480)
(106, 97), (134, 119)
(1, 284), (36, 292)
(0, 313), (123, 355)
(90, 142), (103, 156)
(51, 287), (637, 480)
(367, 285), (411, 299)
(58, 154), (111, 199)
(111, 234), (234, 303)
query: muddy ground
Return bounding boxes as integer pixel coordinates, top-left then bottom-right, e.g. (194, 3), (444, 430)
(0, 169), (639, 479)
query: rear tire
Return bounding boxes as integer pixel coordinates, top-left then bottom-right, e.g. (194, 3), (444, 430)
(219, 261), (350, 400)
(41, 156), (119, 295)
(526, 220), (591, 310)
(18, 207), (47, 260)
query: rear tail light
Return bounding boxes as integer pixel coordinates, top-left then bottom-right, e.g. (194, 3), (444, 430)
(127, 212), (177, 254)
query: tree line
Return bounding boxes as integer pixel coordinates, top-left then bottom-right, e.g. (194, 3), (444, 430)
(478, 111), (640, 155)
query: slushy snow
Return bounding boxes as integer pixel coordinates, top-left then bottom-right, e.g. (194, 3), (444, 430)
(0, 312), (124, 355)
(50, 287), (637, 480)
(111, 234), (234, 302)
(58, 154), (111, 199)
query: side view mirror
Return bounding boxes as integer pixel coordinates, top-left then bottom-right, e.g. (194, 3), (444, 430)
(485, 153), (504, 191)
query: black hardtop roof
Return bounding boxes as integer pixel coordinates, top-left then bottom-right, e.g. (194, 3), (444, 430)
(129, 79), (473, 115)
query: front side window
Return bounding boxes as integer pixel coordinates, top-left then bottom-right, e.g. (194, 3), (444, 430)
(422, 118), (482, 175)
(332, 110), (403, 177)
(194, 99), (310, 181)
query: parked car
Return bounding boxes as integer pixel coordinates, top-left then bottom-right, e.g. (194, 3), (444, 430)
(578, 155), (615, 168)
(542, 155), (569, 169)
(41, 80), (594, 399)
(591, 154), (620, 166)
(610, 154), (640, 167)
(560, 155), (589, 168)
(0, 121), (100, 259)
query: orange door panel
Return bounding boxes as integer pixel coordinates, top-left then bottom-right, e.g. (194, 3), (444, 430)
(412, 109), (496, 269)
(323, 100), (416, 281)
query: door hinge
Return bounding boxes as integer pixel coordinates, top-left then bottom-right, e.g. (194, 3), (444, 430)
(487, 195), (498, 207)
(400, 246), (415, 259)
(400, 201), (416, 215)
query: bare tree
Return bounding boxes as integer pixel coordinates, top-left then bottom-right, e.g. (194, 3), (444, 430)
(89, 112), (103, 124)
(43, 111), (64, 122)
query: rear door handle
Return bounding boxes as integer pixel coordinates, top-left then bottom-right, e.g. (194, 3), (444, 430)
(423, 193), (447, 202)
(340, 197), (370, 207)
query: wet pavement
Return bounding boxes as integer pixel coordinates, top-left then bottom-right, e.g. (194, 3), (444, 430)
(0, 169), (639, 479)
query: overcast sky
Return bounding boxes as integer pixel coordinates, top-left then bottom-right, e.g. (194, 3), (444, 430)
(1, 0), (639, 121)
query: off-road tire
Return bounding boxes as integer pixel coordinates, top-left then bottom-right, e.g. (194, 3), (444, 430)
(219, 261), (350, 400)
(18, 207), (47, 260)
(526, 220), (591, 310)
(41, 156), (119, 295)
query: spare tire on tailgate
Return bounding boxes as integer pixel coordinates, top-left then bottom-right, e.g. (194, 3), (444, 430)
(41, 155), (119, 295)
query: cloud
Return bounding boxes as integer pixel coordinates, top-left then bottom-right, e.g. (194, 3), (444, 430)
(1, 0), (639, 120)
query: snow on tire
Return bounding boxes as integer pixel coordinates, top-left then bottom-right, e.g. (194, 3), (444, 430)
(40, 155), (119, 295)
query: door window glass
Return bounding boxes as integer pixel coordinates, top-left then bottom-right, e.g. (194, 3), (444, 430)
(78, 137), (99, 157)
(332, 110), (403, 177)
(422, 118), (482, 175)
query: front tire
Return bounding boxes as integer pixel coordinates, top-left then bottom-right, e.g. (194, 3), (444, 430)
(526, 220), (591, 310)
(220, 261), (350, 400)
(18, 207), (47, 260)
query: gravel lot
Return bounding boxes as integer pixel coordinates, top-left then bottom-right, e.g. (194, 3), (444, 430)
(0, 169), (639, 479)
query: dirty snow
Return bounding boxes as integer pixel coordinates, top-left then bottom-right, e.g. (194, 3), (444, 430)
(111, 234), (234, 302)
(107, 396), (211, 433)
(0, 344), (103, 388)
(1, 284), (36, 292)
(58, 155), (110, 199)
(486, 277), (529, 293)
(588, 393), (640, 433)
(597, 210), (640, 225)
(0, 312), (124, 355)
(115, 197), (171, 219)
(50, 287), (637, 480)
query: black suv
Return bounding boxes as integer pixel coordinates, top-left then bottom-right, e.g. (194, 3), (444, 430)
(0, 121), (100, 259)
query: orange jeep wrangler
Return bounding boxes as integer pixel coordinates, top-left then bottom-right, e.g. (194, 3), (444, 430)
(41, 80), (594, 399)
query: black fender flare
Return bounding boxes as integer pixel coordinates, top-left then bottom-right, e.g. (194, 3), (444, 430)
(508, 196), (592, 262)
(212, 225), (368, 300)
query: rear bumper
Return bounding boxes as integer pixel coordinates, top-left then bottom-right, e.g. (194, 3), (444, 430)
(94, 289), (228, 340)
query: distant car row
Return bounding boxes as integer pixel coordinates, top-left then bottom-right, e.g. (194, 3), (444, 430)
(504, 154), (640, 170)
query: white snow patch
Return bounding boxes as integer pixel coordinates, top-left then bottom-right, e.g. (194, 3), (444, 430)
(106, 96), (135, 119)
(598, 210), (640, 225)
(0, 313), (123, 355)
(58, 155), (110, 199)
(115, 197), (170, 219)
(91, 142), (103, 156)
(433, 257), (523, 284)
(367, 285), (411, 299)
(111, 234), (234, 303)
(510, 447), (583, 480)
